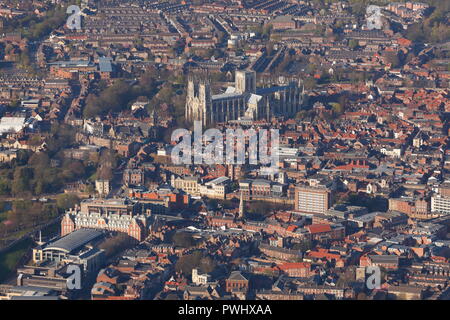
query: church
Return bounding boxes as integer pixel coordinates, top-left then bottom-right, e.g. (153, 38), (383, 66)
(185, 70), (304, 125)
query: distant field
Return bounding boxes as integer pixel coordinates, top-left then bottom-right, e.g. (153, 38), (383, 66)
(0, 238), (33, 283)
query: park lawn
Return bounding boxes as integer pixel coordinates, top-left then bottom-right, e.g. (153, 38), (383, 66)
(0, 238), (33, 283)
(1, 228), (32, 242)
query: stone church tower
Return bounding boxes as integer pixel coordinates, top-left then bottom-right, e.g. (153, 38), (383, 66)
(185, 75), (212, 126)
(235, 70), (256, 94)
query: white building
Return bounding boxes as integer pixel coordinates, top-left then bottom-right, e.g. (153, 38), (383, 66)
(0, 117), (26, 134)
(431, 194), (450, 215)
(199, 176), (230, 199)
(380, 147), (403, 158)
(192, 268), (211, 285)
(95, 179), (111, 196)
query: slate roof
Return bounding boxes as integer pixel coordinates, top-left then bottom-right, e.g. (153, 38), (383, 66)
(227, 271), (248, 281)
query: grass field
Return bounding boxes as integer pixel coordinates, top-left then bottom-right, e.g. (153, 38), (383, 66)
(0, 238), (33, 283)
(0, 215), (60, 283)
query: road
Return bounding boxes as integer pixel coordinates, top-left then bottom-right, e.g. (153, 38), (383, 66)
(0, 193), (63, 202)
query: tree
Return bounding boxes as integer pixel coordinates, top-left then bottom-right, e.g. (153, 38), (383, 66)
(304, 77), (318, 90)
(172, 231), (197, 248)
(83, 94), (102, 119)
(28, 153), (50, 172)
(330, 102), (344, 115)
(15, 150), (31, 165)
(199, 256), (216, 274)
(262, 24), (273, 39)
(46, 123), (76, 156)
(384, 51), (401, 68)
(246, 201), (291, 219)
(83, 80), (132, 118)
(292, 239), (313, 253)
(404, 2), (450, 44)
(0, 178), (11, 195)
(175, 250), (216, 276)
(96, 149), (117, 181)
(98, 233), (136, 258)
(265, 41), (275, 56)
(357, 292), (368, 300)
(56, 194), (80, 211)
(12, 167), (33, 196)
(18, 48), (32, 70)
(348, 39), (359, 50)
(84, 73), (160, 119)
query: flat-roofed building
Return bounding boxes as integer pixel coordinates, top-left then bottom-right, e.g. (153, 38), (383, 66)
(0, 116), (26, 134)
(387, 285), (424, 300)
(33, 228), (104, 265)
(431, 194), (450, 215)
(98, 56), (113, 79)
(295, 186), (331, 215)
(0, 285), (60, 300)
(199, 176), (230, 199)
(360, 254), (399, 270)
(19, 229), (106, 295)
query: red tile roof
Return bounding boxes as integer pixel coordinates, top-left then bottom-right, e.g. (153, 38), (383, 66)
(307, 224), (332, 234)
(286, 225), (298, 232)
(277, 262), (311, 270)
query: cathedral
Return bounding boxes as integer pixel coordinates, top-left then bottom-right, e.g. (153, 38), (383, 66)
(185, 70), (304, 125)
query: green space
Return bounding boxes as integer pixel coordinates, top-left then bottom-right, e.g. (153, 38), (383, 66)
(2, 3), (69, 41)
(0, 238), (33, 283)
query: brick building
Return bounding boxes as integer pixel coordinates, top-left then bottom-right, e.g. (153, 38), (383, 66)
(225, 271), (249, 293)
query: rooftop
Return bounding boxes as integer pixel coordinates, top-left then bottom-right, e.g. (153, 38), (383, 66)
(44, 229), (103, 254)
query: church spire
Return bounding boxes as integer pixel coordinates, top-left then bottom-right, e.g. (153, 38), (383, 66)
(36, 230), (44, 246)
(239, 191), (245, 219)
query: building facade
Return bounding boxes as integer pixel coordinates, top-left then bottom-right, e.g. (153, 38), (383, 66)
(431, 195), (450, 215)
(95, 179), (111, 196)
(61, 199), (150, 241)
(295, 186), (332, 215)
(123, 168), (144, 186)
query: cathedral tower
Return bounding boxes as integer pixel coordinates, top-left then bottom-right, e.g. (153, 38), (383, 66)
(235, 70), (256, 94)
(185, 75), (212, 125)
